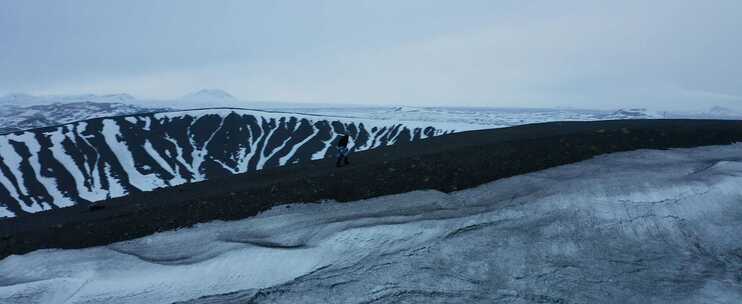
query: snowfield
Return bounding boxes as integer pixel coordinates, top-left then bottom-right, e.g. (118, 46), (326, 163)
(267, 106), (666, 129)
(2, 144), (742, 303)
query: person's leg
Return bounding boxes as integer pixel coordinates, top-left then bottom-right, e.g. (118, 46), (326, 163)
(336, 147), (348, 167)
(335, 151), (341, 167)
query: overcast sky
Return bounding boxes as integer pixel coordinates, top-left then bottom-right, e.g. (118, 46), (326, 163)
(1, 0), (741, 110)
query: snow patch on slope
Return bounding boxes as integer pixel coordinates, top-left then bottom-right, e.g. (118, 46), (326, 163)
(0, 206), (12, 218)
(5, 133), (68, 209)
(48, 128), (108, 203)
(102, 120), (167, 191)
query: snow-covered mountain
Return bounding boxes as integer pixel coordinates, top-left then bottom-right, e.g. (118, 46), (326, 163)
(709, 106), (732, 115)
(2, 144), (740, 303)
(0, 101), (172, 134)
(0, 109), (472, 217)
(703, 106), (742, 118)
(177, 89), (240, 107)
(0, 93), (138, 105)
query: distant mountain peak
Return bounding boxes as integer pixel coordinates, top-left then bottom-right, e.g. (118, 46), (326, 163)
(180, 89), (237, 101)
(708, 106), (737, 115)
(101, 93), (136, 101)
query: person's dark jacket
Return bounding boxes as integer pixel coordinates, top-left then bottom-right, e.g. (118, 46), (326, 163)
(338, 135), (349, 148)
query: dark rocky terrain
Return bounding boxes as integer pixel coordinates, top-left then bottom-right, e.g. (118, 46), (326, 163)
(2, 119), (742, 259)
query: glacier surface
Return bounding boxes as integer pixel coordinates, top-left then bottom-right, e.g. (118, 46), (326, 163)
(1, 144), (742, 303)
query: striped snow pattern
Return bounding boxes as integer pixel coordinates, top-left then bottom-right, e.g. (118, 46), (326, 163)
(0, 109), (456, 217)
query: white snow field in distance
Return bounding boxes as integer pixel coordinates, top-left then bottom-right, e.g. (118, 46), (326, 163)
(2, 144), (742, 303)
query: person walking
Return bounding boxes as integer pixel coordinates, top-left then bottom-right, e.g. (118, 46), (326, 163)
(336, 134), (350, 167)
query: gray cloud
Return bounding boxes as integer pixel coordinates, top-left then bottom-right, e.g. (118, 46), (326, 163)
(1, 0), (740, 110)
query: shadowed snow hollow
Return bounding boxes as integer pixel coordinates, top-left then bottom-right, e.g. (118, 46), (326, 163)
(1, 144), (742, 303)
